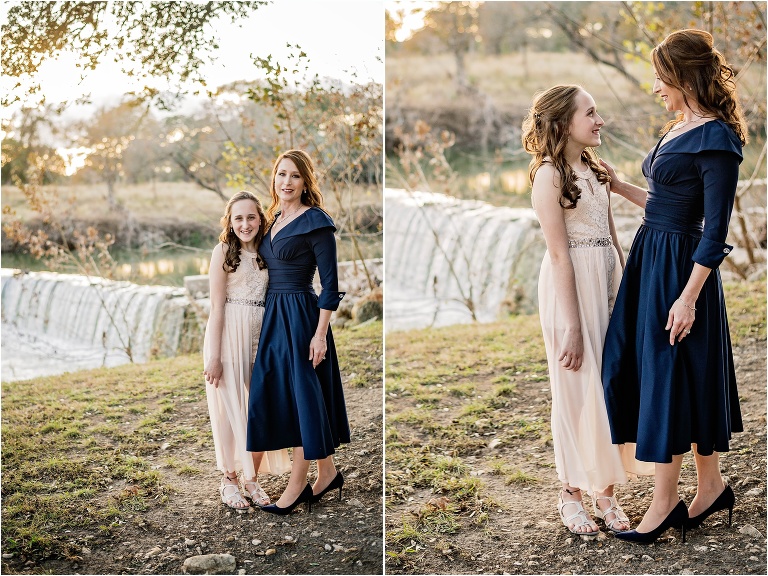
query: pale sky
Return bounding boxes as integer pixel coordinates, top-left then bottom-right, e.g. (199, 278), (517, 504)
(2, 0), (384, 114)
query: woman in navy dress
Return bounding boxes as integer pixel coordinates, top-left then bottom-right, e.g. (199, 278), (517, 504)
(601, 29), (747, 543)
(247, 149), (350, 514)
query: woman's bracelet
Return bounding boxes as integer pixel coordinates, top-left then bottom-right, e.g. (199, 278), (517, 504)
(677, 298), (696, 311)
(312, 335), (326, 342)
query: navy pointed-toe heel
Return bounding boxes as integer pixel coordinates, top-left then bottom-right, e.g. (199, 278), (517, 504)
(686, 485), (735, 530)
(259, 483), (313, 515)
(311, 470), (344, 504)
(615, 500), (688, 544)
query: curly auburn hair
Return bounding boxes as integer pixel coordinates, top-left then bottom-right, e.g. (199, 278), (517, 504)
(521, 84), (610, 209)
(218, 190), (268, 272)
(652, 29), (748, 145)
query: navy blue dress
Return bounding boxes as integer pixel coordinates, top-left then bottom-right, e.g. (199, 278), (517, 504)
(246, 207), (350, 460)
(602, 120), (744, 464)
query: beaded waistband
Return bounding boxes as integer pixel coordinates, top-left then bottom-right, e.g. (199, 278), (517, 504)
(568, 237), (612, 248)
(226, 297), (265, 307)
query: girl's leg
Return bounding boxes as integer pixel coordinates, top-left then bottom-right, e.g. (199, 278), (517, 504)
(594, 484), (630, 531)
(687, 446), (727, 518)
(244, 452), (269, 505)
(635, 454), (684, 533)
(220, 469), (249, 509)
(559, 483), (598, 533)
(313, 455), (338, 494)
(274, 447), (311, 507)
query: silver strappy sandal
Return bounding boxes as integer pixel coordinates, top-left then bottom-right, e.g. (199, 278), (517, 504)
(593, 494), (631, 533)
(219, 475), (250, 510)
(558, 489), (600, 536)
(243, 479), (271, 506)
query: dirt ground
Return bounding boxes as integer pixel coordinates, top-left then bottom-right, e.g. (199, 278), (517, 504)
(385, 334), (767, 576)
(1, 383), (383, 576)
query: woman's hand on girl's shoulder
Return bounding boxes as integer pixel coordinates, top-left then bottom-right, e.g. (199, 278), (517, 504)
(599, 159), (619, 187)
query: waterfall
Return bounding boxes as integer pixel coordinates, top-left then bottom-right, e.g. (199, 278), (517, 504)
(385, 188), (546, 332)
(1, 269), (192, 381)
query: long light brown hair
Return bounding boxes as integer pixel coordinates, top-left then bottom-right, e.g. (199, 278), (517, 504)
(652, 29), (748, 145)
(521, 85), (610, 209)
(218, 190), (268, 272)
(266, 149), (326, 223)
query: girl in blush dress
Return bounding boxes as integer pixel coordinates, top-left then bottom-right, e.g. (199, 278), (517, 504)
(203, 191), (291, 510)
(522, 85), (653, 536)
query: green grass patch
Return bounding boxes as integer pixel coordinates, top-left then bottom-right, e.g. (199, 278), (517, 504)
(724, 279), (767, 346)
(504, 470), (538, 485)
(3, 320), (381, 562)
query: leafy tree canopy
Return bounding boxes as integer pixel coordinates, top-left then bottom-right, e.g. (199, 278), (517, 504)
(1, 1), (266, 107)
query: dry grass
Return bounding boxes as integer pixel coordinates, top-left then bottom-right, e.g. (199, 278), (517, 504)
(1, 181), (380, 225)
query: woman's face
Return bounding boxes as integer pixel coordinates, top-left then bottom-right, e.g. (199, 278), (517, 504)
(567, 90), (604, 150)
(653, 68), (686, 113)
(274, 158), (306, 205)
(230, 199), (260, 245)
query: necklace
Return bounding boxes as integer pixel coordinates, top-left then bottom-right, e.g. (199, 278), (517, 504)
(667, 114), (712, 133)
(277, 206), (302, 224)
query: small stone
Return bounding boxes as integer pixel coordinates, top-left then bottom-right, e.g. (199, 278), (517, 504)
(562, 556), (573, 563)
(641, 554), (653, 562)
(565, 537), (573, 545)
(347, 498), (363, 507)
(238, 570), (246, 575)
(621, 555), (635, 562)
(324, 544), (332, 551)
(670, 562), (682, 570)
(2, 553), (13, 559)
(745, 487), (762, 497)
(251, 539), (261, 546)
(185, 539), (196, 547)
(283, 535), (294, 542)
(487, 438), (501, 450)
(681, 570), (695, 575)
(144, 546), (162, 559)
(161, 442), (171, 450)
(739, 524), (764, 538)
(310, 531), (321, 537)
(265, 549), (276, 556)
(182, 553), (236, 574)
(81, 546), (91, 555)
(528, 561), (539, 566)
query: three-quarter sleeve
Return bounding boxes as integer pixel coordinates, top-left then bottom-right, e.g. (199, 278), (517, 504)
(308, 227), (346, 310)
(691, 150), (740, 269)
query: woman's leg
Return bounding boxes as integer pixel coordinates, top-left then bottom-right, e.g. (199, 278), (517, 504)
(274, 447), (311, 507)
(635, 454), (684, 532)
(687, 446), (727, 518)
(313, 455), (338, 494)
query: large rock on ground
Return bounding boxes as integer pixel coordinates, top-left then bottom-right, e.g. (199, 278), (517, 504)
(182, 553), (236, 574)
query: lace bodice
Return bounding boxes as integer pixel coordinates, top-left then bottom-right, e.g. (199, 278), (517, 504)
(563, 167), (611, 241)
(226, 249), (269, 302)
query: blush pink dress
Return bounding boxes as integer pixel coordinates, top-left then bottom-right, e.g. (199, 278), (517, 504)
(536, 167), (653, 494)
(203, 247), (291, 478)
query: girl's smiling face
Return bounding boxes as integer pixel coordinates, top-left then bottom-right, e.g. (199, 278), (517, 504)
(229, 199), (260, 246)
(567, 90), (604, 150)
